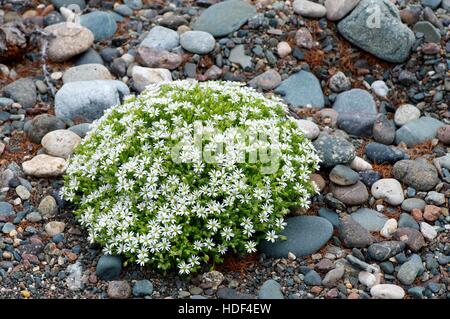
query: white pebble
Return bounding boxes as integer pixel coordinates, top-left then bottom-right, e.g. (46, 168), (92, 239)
(420, 222), (437, 240)
(371, 80), (389, 97)
(380, 218), (398, 238)
(350, 156), (372, 171)
(370, 284), (405, 299)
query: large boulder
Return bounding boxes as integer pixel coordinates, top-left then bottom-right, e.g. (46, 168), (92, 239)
(337, 0), (415, 63)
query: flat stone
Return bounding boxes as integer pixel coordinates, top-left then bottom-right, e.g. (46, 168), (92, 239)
(62, 64), (112, 83)
(259, 216), (333, 258)
(140, 26), (179, 51)
(304, 270), (322, 286)
(331, 181), (369, 206)
(365, 142), (405, 164)
(79, 11), (117, 41)
(339, 216), (374, 248)
(275, 71), (325, 109)
(368, 241), (405, 261)
(22, 155), (67, 177)
(192, 0), (256, 37)
(350, 208), (389, 232)
(397, 254), (423, 285)
(131, 66), (172, 93)
(55, 80), (130, 121)
(325, 0), (360, 21)
(398, 213), (420, 230)
(293, 0), (327, 18)
(395, 117), (444, 147)
(371, 178), (404, 206)
(3, 78), (37, 109)
(313, 134), (356, 167)
(229, 45), (252, 69)
(248, 69), (282, 91)
(371, 284), (405, 299)
(258, 280), (284, 299)
(322, 267), (345, 287)
(337, 0), (415, 63)
(392, 228), (426, 252)
(329, 165), (359, 186)
(393, 158), (439, 191)
(333, 89), (377, 137)
(44, 22), (94, 62)
(136, 47), (182, 70)
(413, 21), (441, 43)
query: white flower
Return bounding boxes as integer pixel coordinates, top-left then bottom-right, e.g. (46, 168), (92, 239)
(265, 230), (279, 243)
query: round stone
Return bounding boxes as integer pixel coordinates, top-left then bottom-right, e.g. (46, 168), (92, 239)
(132, 279), (153, 297)
(15, 185), (30, 200)
(38, 195), (58, 217)
(293, 0), (327, 18)
(296, 119), (320, 140)
(329, 71), (351, 93)
(277, 41), (291, 58)
(41, 129), (82, 159)
(329, 165), (359, 186)
(24, 114), (67, 144)
(96, 255), (122, 280)
(437, 125), (450, 144)
(44, 221), (66, 236)
(393, 158), (440, 191)
(107, 280), (131, 299)
(248, 69), (282, 91)
(380, 219), (398, 238)
(420, 222), (437, 240)
(371, 178), (404, 206)
(401, 198), (426, 212)
(394, 104), (421, 126)
(331, 181), (369, 206)
(180, 31), (215, 54)
(258, 280), (284, 299)
(259, 216), (333, 258)
(313, 134), (356, 167)
(131, 66), (172, 93)
(371, 284), (405, 299)
(371, 80), (389, 97)
(62, 64), (113, 83)
(22, 155), (67, 177)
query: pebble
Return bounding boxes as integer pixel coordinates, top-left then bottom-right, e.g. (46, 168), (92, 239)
(322, 267), (345, 288)
(96, 255), (122, 280)
(371, 80), (389, 97)
(107, 280), (131, 299)
(393, 158), (440, 191)
(79, 11), (117, 42)
(275, 71), (325, 109)
(365, 142), (405, 164)
(276, 42), (291, 58)
(398, 213), (420, 230)
(229, 45), (252, 69)
(15, 185), (30, 200)
(339, 216), (374, 248)
(180, 31), (215, 54)
(295, 119), (320, 140)
(26, 212), (42, 223)
(55, 80), (130, 121)
(329, 71), (351, 93)
(313, 134), (355, 167)
(358, 271), (378, 288)
(413, 21), (441, 43)
(22, 155), (67, 177)
(304, 270), (322, 286)
(397, 254), (423, 285)
(401, 198), (426, 212)
(420, 222), (437, 240)
(75, 48), (104, 66)
(44, 221), (65, 236)
(425, 192), (445, 206)
(131, 66), (172, 93)
(350, 208), (389, 232)
(394, 104), (421, 127)
(331, 181), (369, 205)
(350, 156), (372, 171)
(41, 129), (81, 159)
(373, 114), (396, 145)
(325, 0), (360, 21)
(437, 125), (450, 144)
(333, 89), (377, 137)
(368, 241), (405, 261)
(192, 0), (256, 37)
(293, 0), (327, 18)
(260, 216), (333, 258)
(395, 117), (444, 147)
(44, 22), (94, 62)
(393, 228), (426, 252)
(38, 195), (58, 218)
(370, 284), (405, 299)
(371, 178), (404, 206)
(248, 69), (282, 91)
(132, 279), (153, 297)
(258, 280), (284, 299)
(136, 47), (182, 70)
(3, 78), (37, 109)
(329, 165), (359, 186)
(62, 64), (112, 83)
(380, 219), (398, 238)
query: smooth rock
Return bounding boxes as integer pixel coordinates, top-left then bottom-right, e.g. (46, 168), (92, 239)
(318, 208), (340, 228)
(96, 255), (122, 280)
(325, 0), (360, 21)
(75, 48), (104, 66)
(293, 0), (327, 18)
(229, 45), (252, 69)
(373, 114), (396, 145)
(358, 271), (378, 288)
(136, 47), (182, 70)
(44, 22), (94, 62)
(275, 71), (325, 109)
(38, 195), (58, 217)
(401, 198), (426, 212)
(393, 158), (439, 191)
(371, 178), (404, 206)
(394, 104), (421, 127)
(22, 155), (67, 177)
(3, 78), (36, 109)
(392, 228), (426, 252)
(395, 117), (444, 147)
(131, 66), (172, 93)
(413, 21), (441, 43)
(180, 31), (215, 54)
(420, 222), (437, 240)
(41, 129), (81, 159)
(132, 280), (153, 297)
(368, 241), (405, 261)
(350, 156), (372, 171)
(248, 69), (282, 91)
(79, 11), (117, 41)
(140, 26), (179, 51)
(350, 208), (389, 232)
(337, 0), (415, 63)
(296, 119), (320, 140)
(259, 216), (333, 258)
(398, 213), (420, 230)
(55, 80), (130, 121)
(397, 254), (423, 285)
(192, 0), (256, 37)
(380, 219), (398, 238)
(331, 181), (369, 206)
(371, 284), (405, 299)
(51, 0), (86, 9)
(365, 142), (405, 164)
(333, 89), (377, 137)
(258, 280), (284, 299)
(62, 64), (112, 83)
(313, 134), (355, 167)
(107, 281), (131, 299)
(371, 80), (389, 97)
(437, 125), (450, 144)
(329, 71), (351, 93)
(329, 165), (359, 186)
(45, 221), (65, 236)
(304, 270), (322, 286)
(339, 216), (374, 248)
(322, 267), (345, 287)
